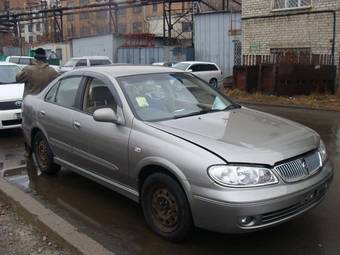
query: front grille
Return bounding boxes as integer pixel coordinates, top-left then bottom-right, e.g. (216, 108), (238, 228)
(0, 100), (22, 110)
(261, 181), (328, 224)
(2, 119), (22, 126)
(274, 151), (322, 183)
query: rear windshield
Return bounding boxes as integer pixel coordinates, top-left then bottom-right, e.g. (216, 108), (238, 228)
(173, 63), (190, 71)
(19, 58), (33, 65)
(63, 59), (78, 67)
(89, 59), (111, 66)
(0, 65), (21, 85)
(8, 57), (20, 64)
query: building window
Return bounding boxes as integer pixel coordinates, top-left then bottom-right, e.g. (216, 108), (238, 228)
(28, 36), (34, 43)
(20, 25), (25, 33)
(117, 8), (126, 15)
(79, 0), (89, 5)
(133, 6), (142, 13)
(152, 3), (158, 12)
(117, 23), (127, 33)
(56, 48), (62, 59)
(182, 22), (192, 32)
(80, 26), (91, 35)
(80, 12), (90, 20)
(67, 2), (75, 20)
(273, 0), (311, 10)
(132, 22), (142, 33)
(28, 24), (33, 32)
(36, 22), (41, 32)
(67, 25), (75, 37)
(96, 10), (108, 19)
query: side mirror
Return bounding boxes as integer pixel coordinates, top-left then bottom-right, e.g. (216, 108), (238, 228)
(93, 108), (122, 124)
(187, 69), (193, 72)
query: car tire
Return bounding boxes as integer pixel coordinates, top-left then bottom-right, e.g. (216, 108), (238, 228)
(209, 78), (218, 89)
(32, 131), (60, 175)
(141, 173), (193, 242)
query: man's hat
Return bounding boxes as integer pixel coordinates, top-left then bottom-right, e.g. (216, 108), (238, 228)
(33, 48), (47, 59)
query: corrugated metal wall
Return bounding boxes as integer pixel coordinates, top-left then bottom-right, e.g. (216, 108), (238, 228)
(117, 47), (194, 64)
(117, 48), (164, 64)
(194, 12), (241, 78)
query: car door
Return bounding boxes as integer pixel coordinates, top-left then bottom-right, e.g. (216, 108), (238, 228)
(190, 64), (208, 82)
(39, 76), (83, 163)
(71, 73), (131, 183)
(205, 64), (221, 81)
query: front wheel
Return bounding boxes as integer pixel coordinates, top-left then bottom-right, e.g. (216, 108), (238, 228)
(141, 173), (193, 242)
(209, 78), (218, 89)
(32, 131), (60, 175)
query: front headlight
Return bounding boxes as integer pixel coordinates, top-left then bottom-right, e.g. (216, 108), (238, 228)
(318, 139), (327, 162)
(208, 165), (278, 187)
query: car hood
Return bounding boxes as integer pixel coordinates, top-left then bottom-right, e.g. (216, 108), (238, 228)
(147, 107), (319, 166)
(0, 83), (24, 101)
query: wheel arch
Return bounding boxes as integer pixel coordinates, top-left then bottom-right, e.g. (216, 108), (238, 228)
(136, 158), (192, 202)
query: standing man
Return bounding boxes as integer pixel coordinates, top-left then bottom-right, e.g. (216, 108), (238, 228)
(16, 48), (58, 97)
(16, 48), (58, 157)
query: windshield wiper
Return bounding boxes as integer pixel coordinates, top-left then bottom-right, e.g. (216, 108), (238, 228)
(174, 109), (211, 119)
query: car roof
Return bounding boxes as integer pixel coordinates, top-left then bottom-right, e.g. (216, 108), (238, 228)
(176, 61), (217, 65)
(7, 56), (33, 59)
(72, 56), (110, 60)
(0, 61), (20, 66)
(68, 65), (182, 78)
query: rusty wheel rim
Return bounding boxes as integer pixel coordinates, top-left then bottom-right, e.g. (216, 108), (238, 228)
(35, 140), (49, 169)
(150, 187), (178, 233)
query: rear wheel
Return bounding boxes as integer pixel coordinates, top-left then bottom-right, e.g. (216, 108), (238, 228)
(32, 131), (60, 175)
(141, 173), (193, 242)
(209, 78), (218, 89)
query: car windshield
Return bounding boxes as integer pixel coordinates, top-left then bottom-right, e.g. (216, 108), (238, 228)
(63, 59), (78, 67)
(0, 65), (21, 85)
(118, 73), (237, 121)
(173, 63), (191, 71)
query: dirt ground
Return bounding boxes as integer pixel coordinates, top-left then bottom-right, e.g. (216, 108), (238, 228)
(0, 199), (70, 255)
(223, 88), (340, 111)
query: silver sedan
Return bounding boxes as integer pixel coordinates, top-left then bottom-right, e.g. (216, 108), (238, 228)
(22, 65), (333, 241)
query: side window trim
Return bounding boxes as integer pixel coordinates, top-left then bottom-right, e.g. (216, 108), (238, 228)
(44, 76), (84, 111)
(80, 75), (119, 115)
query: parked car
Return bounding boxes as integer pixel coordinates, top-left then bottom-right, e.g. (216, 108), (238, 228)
(152, 62), (177, 67)
(58, 56), (112, 74)
(6, 55), (59, 71)
(6, 56), (34, 69)
(0, 62), (24, 130)
(173, 61), (223, 88)
(22, 66), (333, 241)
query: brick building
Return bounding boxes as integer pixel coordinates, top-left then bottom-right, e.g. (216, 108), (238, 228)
(242, 0), (340, 62)
(61, 0), (192, 40)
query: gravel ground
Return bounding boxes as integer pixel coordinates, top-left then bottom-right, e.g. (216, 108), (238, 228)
(0, 199), (71, 255)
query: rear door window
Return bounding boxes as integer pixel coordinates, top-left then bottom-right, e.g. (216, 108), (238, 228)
(89, 59), (111, 66)
(204, 64), (218, 71)
(55, 77), (83, 108)
(19, 58), (32, 65)
(75, 59), (87, 67)
(191, 64), (204, 72)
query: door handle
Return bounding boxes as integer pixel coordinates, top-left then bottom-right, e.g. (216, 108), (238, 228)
(39, 110), (46, 116)
(73, 121), (81, 129)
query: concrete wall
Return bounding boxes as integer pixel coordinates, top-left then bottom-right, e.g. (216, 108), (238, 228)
(71, 34), (123, 62)
(242, 0), (340, 57)
(34, 43), (71, 64)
